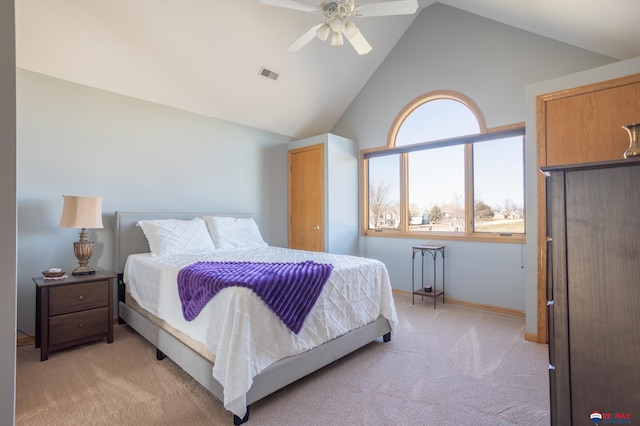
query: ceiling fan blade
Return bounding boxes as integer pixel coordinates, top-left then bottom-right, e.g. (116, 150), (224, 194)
(260, 0), (320, 13)
(343, 22), (372, 55)
(288, 23), (324, 52)
(354, 0), (418, 17)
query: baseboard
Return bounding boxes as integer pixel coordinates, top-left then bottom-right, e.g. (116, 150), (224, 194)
(393, 289), (525, 317)
(17, 335), (35, 347)
(524, 332), (544, 343)
(445, 297), (526, 317)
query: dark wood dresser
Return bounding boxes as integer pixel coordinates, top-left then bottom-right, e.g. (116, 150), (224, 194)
(34, 271), (115, 361)
(544, 158), (640, 424)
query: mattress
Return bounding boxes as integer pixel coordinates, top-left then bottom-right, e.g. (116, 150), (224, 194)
(123, 246), (397, 417)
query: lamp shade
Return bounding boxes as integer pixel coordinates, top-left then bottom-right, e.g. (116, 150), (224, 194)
(59, 196), (104, 229)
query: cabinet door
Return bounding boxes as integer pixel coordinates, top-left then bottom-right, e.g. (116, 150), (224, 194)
(288, 143), (324, 252)
(564, 165), (640, 419)
(545, 81), (640, 166)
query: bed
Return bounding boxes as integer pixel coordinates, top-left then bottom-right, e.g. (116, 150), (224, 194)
(114, 211), (397, 424)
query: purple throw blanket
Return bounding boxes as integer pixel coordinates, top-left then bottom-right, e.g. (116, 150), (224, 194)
(177, 261), (333, 334)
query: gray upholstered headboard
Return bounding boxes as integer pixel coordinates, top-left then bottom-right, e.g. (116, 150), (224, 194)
(113, 211), (253, 274)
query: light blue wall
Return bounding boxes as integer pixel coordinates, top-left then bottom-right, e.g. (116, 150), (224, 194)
(0, 1), (17, 424)
(332, 4), (616, 324)
(16, 69), (292, 334)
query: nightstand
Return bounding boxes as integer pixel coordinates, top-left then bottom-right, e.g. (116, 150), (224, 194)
(34, 271), (115, 361)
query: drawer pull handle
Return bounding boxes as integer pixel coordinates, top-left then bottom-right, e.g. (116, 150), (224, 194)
(78, 295), (84, 301)
(77, 323), (84, 328)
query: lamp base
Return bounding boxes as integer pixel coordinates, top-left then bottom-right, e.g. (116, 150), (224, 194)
(72, 231), (96, 276)
(72, 266), (96, 276)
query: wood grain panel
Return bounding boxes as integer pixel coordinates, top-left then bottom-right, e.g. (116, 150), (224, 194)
(49, 280), (109, 316)
(546, 82), (640, 166)
(288, 144), (324, 252)
(564, 165), (640, 418)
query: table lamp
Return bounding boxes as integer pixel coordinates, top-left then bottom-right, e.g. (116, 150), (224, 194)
(59, 195), (104, 275)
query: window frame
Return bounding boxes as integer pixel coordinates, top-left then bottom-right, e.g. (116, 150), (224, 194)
(360, 91), (526, 244)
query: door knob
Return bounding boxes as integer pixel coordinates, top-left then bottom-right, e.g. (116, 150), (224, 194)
(312, 225), (320, 231)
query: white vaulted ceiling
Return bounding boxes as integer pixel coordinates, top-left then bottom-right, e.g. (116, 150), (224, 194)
(15, 0), (640, 138)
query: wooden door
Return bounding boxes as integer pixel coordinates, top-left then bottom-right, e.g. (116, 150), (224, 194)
(288, 144), (324, 251)
(536, 73), (640, 343)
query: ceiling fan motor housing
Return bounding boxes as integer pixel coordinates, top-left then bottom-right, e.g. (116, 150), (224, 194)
(321, 0), (354, 20)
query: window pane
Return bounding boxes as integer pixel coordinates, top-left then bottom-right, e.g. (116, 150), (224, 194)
(396, 99), (480, 146)
(408, 145), (465, 233)
(473, 136), (524, 234)
(368, 155), (400, 230)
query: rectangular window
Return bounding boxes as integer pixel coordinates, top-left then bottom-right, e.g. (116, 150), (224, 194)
(362, 126), (525, 242)
(408, 145), (465, 233)
(367, 154), (400, 231)
(472, 136), (525, 234)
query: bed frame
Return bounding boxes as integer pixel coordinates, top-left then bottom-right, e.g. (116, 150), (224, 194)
(114, 211), (392, 424)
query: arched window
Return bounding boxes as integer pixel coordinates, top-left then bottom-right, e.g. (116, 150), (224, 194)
(362, 91), (525, 241)
(394, 93), (482, 146)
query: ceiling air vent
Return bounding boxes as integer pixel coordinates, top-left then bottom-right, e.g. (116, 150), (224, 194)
(258, 67), (279, 81)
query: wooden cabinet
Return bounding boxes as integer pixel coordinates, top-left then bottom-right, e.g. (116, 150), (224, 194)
(536, 73), (640, 343)
(544, 159), (640, 424)
(34, 271), (115, 361)
(288, 133), (359, 255)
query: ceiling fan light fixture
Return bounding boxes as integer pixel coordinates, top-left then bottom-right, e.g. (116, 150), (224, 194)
(316, 23), (331, 41)
(331, 30), (344, 47)
(329, 17), (343, 32)
(343, 21), (359, 38)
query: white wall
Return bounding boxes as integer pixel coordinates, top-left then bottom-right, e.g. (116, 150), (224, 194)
(0, 1), (17, 424)
(523, 56), (640, 334)
(332, 4), (616, 324)
(16, 69), (291, 334)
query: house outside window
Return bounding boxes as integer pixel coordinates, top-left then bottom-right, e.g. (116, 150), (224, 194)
(362, 91), (525, 242)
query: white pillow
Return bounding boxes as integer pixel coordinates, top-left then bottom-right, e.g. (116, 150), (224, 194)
(137, 217), (216, 255)
(204, 216), (268, 250)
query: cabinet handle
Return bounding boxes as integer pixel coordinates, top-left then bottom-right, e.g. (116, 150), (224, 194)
(312, 225), (320, 231)
(77, 323), (84, 328)
(78, 295), (84, 301)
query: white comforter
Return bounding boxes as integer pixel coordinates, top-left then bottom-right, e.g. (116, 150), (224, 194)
(123, 246), (397, 418)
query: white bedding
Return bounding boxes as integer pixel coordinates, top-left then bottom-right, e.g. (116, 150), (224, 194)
(123, 246), (397, 418)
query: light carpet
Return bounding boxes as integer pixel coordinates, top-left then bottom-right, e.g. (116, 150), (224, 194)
(16, 292), (550, 425)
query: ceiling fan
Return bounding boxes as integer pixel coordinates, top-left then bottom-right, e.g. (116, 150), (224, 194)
(261, 0), (419, 55)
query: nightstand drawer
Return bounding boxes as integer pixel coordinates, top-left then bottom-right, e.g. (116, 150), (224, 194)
(49, 307), (110, 345)
(49, 280), (109, 316)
